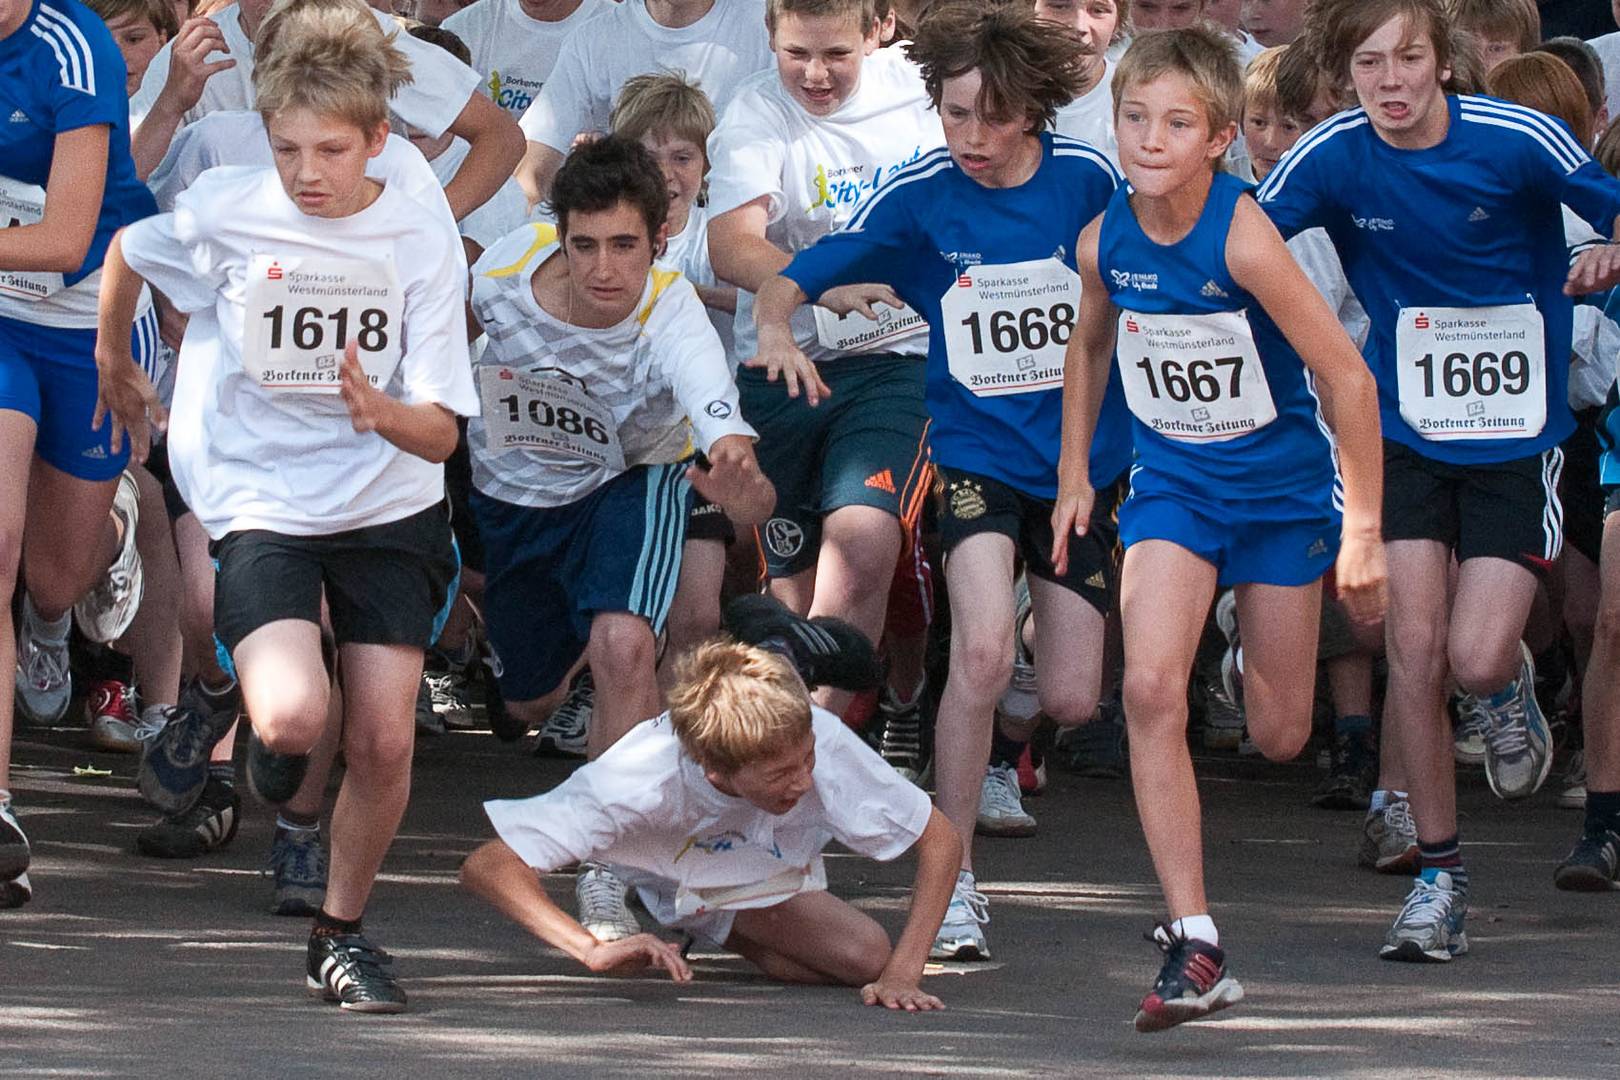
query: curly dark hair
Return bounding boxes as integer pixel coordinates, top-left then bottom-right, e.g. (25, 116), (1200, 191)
(547, 135), (670, 243)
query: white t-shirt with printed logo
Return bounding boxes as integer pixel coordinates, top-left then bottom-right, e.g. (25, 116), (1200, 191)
(443, 0), (608, 121)
(485, 706), (933, 944)
(118, 167), (480, 538)
(423, 136), (531, 251)
(518, 0), (771, 151)
(130, 4), (480, 139)
(706, 49), (945, 363)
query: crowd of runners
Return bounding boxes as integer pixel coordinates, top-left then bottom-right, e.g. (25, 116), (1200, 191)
(3, 0), (1619, 1034)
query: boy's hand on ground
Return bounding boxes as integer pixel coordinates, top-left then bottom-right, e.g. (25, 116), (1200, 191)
(860, 976), (944, 1012)
(581, 933), (693, 982)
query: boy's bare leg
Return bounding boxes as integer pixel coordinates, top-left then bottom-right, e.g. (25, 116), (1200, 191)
(1119, 541), (1219, 920)
(659, 537), (728, 693)
(586, 612), (661, 757)
(726, 891), (891, 986)
(1233, 580), (1321, 762)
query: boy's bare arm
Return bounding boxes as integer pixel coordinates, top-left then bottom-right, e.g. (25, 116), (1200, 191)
(862, 808), (961, 1011)
(460, 839), (692, 982)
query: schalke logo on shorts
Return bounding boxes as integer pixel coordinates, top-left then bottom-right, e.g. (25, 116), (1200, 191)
(764, 517), (804, 558)
(949, 480), (987, 521)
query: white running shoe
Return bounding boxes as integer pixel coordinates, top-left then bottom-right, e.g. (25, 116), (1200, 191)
(576, 862), (639, 942)
(930, 871), (991, 960)
(74, 471), (145, 644)
(976, 763), (1037, 838)
(0, 791), (31, 908)
(1452, 694), (1486, 765)
(1559, 750), (1587, 810)
(15, 601), (71, 726)
(1478, 643), (1554, 800)
(534, 671), (592, 759)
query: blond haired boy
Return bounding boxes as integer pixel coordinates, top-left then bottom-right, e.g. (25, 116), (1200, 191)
(462, 634), (961, 1011)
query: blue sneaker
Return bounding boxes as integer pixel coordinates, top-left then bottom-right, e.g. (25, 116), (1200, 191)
(1380, 868), (1468, 962)
(268, 824), (328, 916)
(1479, 643), (1553, 800)
(137, 705), (234, 816)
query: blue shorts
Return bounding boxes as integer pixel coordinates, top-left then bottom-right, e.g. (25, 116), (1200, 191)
(1119, 467), (1340, 587)
(472, 462), (691, 702)
(0, 309), (160, 481)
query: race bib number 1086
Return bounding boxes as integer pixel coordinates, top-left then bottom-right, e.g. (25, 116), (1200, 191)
(239, 253), (403, 393)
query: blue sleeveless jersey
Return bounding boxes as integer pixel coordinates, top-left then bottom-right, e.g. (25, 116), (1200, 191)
(1097, 171), (1337, 503)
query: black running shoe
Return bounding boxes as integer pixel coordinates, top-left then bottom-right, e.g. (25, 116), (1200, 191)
(1312, 730), (1376, 811)
(1554, 827), (1620, 892)
(0, 793), (31, 908)
(1060, 702), (1127, 779)
(306, 932), (407, 1013)
(136, 778), (241, 858)
(722, 593), (883, 692)
(1134, 924), (1245, 1033)
(247, 729), (310, 805)
(137, 704), (235, 816)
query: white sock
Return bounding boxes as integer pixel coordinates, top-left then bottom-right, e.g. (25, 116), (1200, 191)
(276, 814), (319, 835)
(1173, 914), (1219, 947)
(22, 594), (69, 642)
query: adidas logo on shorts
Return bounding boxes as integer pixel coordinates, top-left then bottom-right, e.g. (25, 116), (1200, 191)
(8, 110), (28, 123)
(82, 445), (108, 460)
(1084, 570), (1106, 589)
(1199, 280), (1229, 300)
(1468, 206), (1490, 222)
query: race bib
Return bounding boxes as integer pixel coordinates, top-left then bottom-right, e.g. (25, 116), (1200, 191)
(1394, 303), (1546, 441)
(1116, 308), (1277, 443)
(478, 365), (625, 471)
(940, 258), (1078, 397)
(0, 178), (64, 302)
(812, 299), (926, 353)
(238, 253), (403, 393)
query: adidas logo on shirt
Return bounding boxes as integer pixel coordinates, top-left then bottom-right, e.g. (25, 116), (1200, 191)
(1199, 280), (1230, 300)
(1468, 206), (1490, 222)
(82, 445), (108, 459)
(9, 110), (28, 123)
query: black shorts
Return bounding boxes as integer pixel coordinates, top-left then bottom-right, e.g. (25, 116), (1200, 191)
(1560, 408), (1603, 564)
(686, 452), (736, 545)
(445, 419), (484, 574)
(211, 501), (459, 656)
(935, 465), (1122, 615)
(1383, 439), (1563, 577)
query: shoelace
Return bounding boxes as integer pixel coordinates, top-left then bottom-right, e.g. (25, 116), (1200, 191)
(879, 696), (921, 757)
(1383, 800), (1416, 840)
(93, 683), (138, 725)
(948, 884), (991, 926)
(272, 830), (326, 885)
(578, 868), (634, 927)
(1481, 688), (1533, 757)
(133, 710), (171, 743)
(19, 633), (69, 692)
(1394, 878), (1454, 931)
(548, 677), (594, 736)
(982, 766), (1026, 815)
(425, 673), (470, 709)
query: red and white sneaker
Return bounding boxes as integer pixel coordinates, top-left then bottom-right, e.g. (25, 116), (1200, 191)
(88, 679), (142, 753)
(1016, 743), (1047, 796)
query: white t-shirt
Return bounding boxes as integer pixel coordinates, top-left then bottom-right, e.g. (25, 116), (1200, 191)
(657, 204), (737, 366)
(1287, 227), (1369, 349)
(1052, 59), (1117, 165)
(469, 222), (756, 508)
(1591, 32), (1620, 123)
(424, 136), (531, 251)
(485, 707), (933, 944)
(119, 167), (480, 538)
(442, 0), (608, 121)
(706, 50), (944, 363)
(130, 5), (480, 139)
(518, 0), (772, 151)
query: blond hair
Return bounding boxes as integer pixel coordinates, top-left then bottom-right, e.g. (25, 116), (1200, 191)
(1242, 44), (1286, 114)
(610, 72), (718, 164)
(765, 0), (879, 35)
(667, 641), (813, 774)
(254, 0), (413, 129)
(1113, 23), (1243, 133)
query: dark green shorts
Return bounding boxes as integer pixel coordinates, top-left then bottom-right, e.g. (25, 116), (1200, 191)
(739, 353), (931, 577)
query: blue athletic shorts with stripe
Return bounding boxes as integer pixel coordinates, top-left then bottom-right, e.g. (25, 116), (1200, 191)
(1119, 465), (1341, 588)
(472, 462), (692, 702)
(0, 308), (160, 481)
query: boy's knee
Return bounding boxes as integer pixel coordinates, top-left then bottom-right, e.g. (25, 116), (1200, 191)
(1123, 666), (1185, 735)
(251, 691), (328, 754)
(589, 615), (656, 679)
(951, 632), (1014, 701)
(1247, 717), (1310, 762)
(345, 723), (413, 778)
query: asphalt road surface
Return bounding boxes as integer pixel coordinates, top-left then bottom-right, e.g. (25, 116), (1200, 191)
(4, 719), (1616, 1078)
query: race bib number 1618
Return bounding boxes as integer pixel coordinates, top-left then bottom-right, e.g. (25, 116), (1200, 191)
(239, 253), (403, 393)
